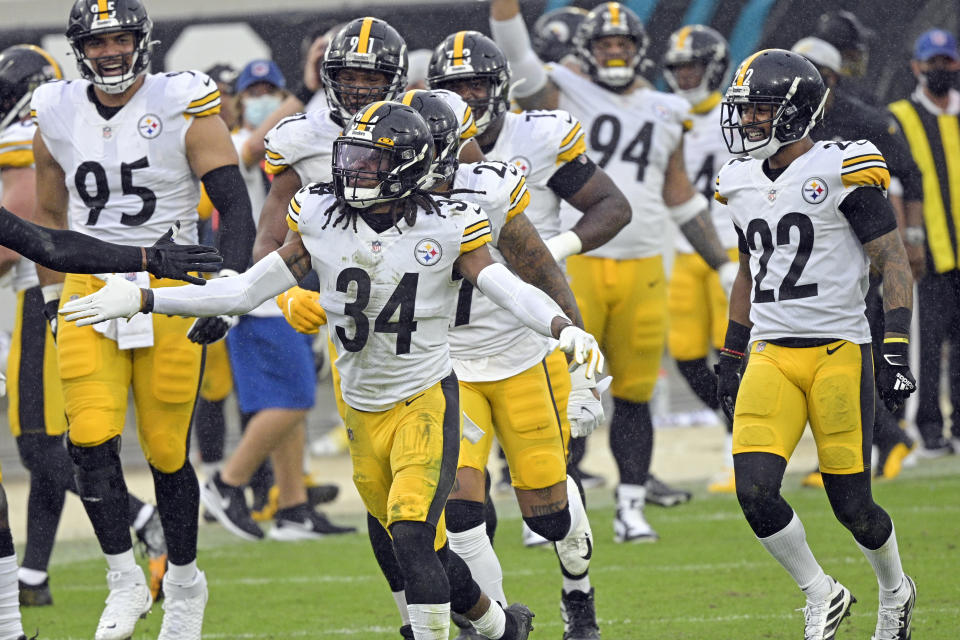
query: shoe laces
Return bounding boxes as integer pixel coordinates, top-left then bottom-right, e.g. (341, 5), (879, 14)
(873, 603), (904, 639)
(563, 593), (598, 631)
(159, 592), (202, 637)
(800, 600), (829, 639)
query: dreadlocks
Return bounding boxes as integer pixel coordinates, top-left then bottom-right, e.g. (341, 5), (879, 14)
(319, 184), (464, 234)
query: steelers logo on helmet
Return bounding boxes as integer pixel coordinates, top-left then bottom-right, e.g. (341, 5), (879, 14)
(801, 177), (829, 204)
(0, 44), (64, 131)
(573, 2), (649, 92)
(720, 49), (828, 160)
(662, 24), (731, 107)
(332, 101), (435, 209)
(66, 0), (155, 95)
(414, 238), (443, 266)
(321, 17), (409, 126)
(426, 31), (510, 136)
(532, 7), (589, 64)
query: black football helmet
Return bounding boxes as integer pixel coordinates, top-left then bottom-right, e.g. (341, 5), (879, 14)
(66, 0), (154, 94)
(426, 31), (509, 136)
(0, 45), (63, 131)
(574, 2), (649, 91)
(721, 49), (828, 159)
(532, 7), (589, 64)
(398, 89), (461, 188)
(663, 25), (730, 106)
(333, 101), (434, 208)
(815, 10), (873, 77)
(321, 17), (408, 126)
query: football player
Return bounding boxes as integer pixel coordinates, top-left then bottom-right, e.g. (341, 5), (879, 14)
(531, 7), (588, 65)
(661, 25), (740, 493)
(0, 43), (185, 610)
(30, 1), (256, 638)
(61, 102), (610, 640)
(426, 32), (630, 638)
(198, 17), (411, 542)
(489, 0), (737, 539)
(714, 49), (916, 640)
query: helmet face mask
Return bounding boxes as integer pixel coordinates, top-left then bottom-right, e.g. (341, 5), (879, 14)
(0, 44), (63, 130)
(574, 3), (649, 91)
(398, 89), (461, 190)
(720, 49), (828, 159)
(66, 0), (153, 95)
(663, 25), (730, 106)
(321, 17), (408, 125)
(427, 31), (509, 136)
(333, 102), (434, 209)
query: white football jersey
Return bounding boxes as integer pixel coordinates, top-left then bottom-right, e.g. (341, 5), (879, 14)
(287, 185), (492, 411)
(549, 64), (689, 259)
(0, 119), (40, 292)
(31, 71), (220, 246)
(483, 109), (586, 241)
(445, 161), (554, 381)
(676, 96), (739, 252)
(263, 107), (342, 184)
(715, 140), (890, 343)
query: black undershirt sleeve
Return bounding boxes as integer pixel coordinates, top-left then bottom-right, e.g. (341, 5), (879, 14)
(546, 154), (598, 199)
(0, 206), (144, 273)
(201, 164), (255, 272)
(838, 186), (899, 244)
(735, 224), (749, 253)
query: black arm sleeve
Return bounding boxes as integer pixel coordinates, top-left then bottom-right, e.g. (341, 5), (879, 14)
(735, 224), (749, 253)
(874, 114), (924, 202)
(0, 206), (144, 273)
(839, 187), (899, 244)
(546, 154), (598, 199)
(201, 164), (255, 272)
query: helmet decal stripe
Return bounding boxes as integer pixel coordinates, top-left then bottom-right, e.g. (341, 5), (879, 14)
(357, 17), (374, 54)
(23, 44), (64, 79)
(608, 3), (621, 27)
(735, 49), (767, 86)
(97, 0), (110, 19)
(453, 31), (467, 66)
(356, 100), (386, 131)
(401, 90), (417, 106)
(675, 25), (693, 50)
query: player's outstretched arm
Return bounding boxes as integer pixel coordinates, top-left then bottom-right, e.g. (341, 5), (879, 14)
(254, 168), (303, 261)
(497, 211), (584, 328)
(456, 242), (603, 377)
(489, 0), (559, 109)
(61, 232), (310, 325)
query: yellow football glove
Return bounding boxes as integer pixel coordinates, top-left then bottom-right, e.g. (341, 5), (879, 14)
(276, 286), (327, 334)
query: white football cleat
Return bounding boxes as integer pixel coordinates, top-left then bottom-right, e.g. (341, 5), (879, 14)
(157, 570), (208, 640)
(872, 575), (916, 640)
(802, 577), (855, 640)
(94, 568), (152, 640)
(613, 484), (658, 543)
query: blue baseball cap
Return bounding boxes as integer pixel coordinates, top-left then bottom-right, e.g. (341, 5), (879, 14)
(236, 59), (286, 92)
(914, 29), (959, 62)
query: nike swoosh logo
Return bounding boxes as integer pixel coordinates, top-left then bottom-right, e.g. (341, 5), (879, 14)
(826, 342), (846, 355)
(405, 394), (425, 406)
(582, 533), (593, 561)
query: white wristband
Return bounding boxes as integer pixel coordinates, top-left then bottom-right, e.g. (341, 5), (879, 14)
(545, 230), (583, 262)
(669, 193), (709, 226)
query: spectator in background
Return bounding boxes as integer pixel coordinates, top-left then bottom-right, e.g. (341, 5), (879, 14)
(404, 49), (433, 90)
(815, 10), (877, 104)
(794, 37), (921, 482)
(889, 29), (960, 457)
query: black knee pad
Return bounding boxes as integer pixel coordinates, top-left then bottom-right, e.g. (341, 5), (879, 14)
(445, 499), (485, 534)
(524, 506), (571, 542)
(68, 438), (126, 503)
(390, 521), (447, 605)
(437, 544), (481, 615)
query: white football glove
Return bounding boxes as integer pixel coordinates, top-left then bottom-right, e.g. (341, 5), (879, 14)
(717, 261), (738, 299)
(568, 372), (605, 438)
(60, 275), (142, 326)
(558, 325), (604, 379)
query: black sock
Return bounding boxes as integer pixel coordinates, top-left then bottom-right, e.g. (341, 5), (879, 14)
(676, 358), (720, 410)
(69, 439), (133, 555)
(367, 513), (405, 592)
(151, 462), (199, 566)
(17, 435), (73, 572)
(568, 436), (587, 470)
(0, 528), (13, 557)
(609, 399), (653, 485)
(194, 398), (226, 464)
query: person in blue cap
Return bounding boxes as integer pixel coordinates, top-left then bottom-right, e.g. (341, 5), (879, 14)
(888, 29), (960, 459)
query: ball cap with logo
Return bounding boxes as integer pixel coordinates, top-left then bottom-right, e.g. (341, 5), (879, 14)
(913, 29), (959, 62)
(236, 59), (286, 93)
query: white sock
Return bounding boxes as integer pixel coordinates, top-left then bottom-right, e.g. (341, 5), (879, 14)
(446, 524), (507, 607)
(132, 504), (154, 531)
(407, 602), (449, 639)
(393, 590), (410, 625)
(105, 549), (138, 574)
(616, 483), (646, 506)
(470, 601), (507, 639)
(200, 462), (220, 482)
(758, 513), (832, 601)
(17, 567), (47, 586)
(857, 525), (906, 598)
(563, 575), (591, 594)
(724, 433), (734, 469)
(167, 560), (198, 585)
(0, 555), (23, 639)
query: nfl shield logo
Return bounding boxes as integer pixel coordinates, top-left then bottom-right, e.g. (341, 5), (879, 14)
(756, 341), (766, 352)
(766, 188), (777, 202)
(102, 126), (112, 139)
(371, 240), (382, 253)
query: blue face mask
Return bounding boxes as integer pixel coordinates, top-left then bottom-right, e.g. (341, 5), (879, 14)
(243, 94), (283, 127)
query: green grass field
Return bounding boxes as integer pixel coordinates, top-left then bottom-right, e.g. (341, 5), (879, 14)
(21, 455), (960, 639)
